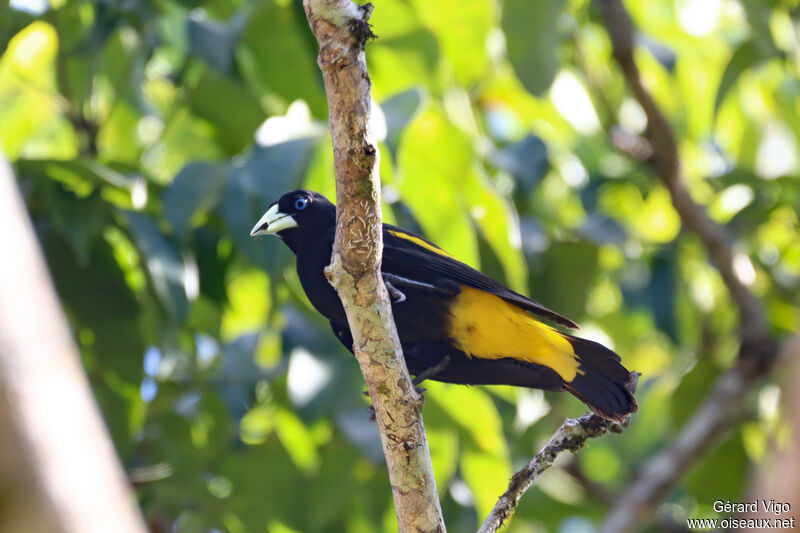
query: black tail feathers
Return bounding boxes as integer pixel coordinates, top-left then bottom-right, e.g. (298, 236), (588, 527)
(563, 335), (638, 422)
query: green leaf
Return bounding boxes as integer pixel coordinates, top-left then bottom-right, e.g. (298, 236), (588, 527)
(489, 134), (549, 194)
(368, 29), (440, 98)
(426, 426), (459, 492)
(163, 161), (229, 237)
(463, 174), (528, 292)
(38, 229), (146, 456)
(774, 79), (800, 145)
(670, 355), (719, 429)
(714, 40), (761, 117)
(43, 187), (108, 263)
(531, 240), (598, 319)
(380, 88), (425, 157)
(428, 382), (505, 455)
(274, 407), (320, 472)
(186, 67), (264, 153)
(187, 11), (246, 74)
(502, 0), (562, 96)
(40, 228), (144, 380)
(220, 270), (270, 340)
(0, 22), (78, 160)
(305, 441), (362, 530)
(238, 1), (326, 116)
(396, 108), (478, 266)
(191, 227), (231, 305)
(125, 212), (188, 321)
(460, 447), (512, 519)
(410, 0), (494, 85)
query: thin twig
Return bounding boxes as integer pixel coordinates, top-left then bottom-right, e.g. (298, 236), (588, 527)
(478, 374), (639, 533)
(302, 2), (446, 532)
(594, 1), (780, 531)
(477, 414), (629, 533)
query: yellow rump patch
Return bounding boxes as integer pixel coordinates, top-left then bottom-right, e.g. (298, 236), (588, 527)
(388, 229), (456, 259)
(446, 286), (580, 381)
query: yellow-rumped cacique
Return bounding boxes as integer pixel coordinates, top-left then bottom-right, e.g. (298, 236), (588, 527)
(251, 190), (638, 421)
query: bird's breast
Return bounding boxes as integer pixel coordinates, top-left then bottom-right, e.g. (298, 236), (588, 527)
(296, 242), (346, 324)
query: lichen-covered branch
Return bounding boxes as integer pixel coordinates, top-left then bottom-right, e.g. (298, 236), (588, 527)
(594, 1), (780, 531)
(302, 2), (445, 532)
(477, 414), (629, 533)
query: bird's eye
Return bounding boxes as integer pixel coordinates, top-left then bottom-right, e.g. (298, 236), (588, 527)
(294, 198), (309, 210)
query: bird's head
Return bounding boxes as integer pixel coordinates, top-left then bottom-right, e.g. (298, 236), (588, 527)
(250, 190), (336, 251)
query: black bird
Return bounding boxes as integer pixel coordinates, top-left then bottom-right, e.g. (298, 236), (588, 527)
(251, 190), (637, 421)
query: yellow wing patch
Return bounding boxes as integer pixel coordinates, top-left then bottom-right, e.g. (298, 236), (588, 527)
(446, 286), (580, 381)
(388, 229), (456, 259)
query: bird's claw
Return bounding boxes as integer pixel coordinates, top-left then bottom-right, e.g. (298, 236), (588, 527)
(411, 355), (451, 387)
(384, 280), (407, 303)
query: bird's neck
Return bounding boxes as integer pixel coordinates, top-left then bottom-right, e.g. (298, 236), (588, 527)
(280, 227), (333, 258)
(277, 228), (305, 254)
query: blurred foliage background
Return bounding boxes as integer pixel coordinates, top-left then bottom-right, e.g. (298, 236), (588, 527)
(2, 0), (799, 531)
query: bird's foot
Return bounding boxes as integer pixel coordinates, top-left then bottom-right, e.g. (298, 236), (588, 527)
(383, 273), (460, 297)
(384, 279), (406, 303)
(411, 355), (451, 387)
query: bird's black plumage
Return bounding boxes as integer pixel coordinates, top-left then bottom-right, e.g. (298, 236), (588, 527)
(251, 190), (638, 421)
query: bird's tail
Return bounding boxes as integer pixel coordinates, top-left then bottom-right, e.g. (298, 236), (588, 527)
(562, 335), (638, 422)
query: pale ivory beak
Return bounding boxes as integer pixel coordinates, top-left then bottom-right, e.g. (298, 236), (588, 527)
(250, 204), (298, 236)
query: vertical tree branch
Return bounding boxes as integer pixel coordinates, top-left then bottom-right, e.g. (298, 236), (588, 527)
(0, 159), (148, 533)
(595, 1), (780, 531)
(302, 2), (446, 532)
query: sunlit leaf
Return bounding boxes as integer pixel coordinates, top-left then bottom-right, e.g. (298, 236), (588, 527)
(460, 447), (512, 519)
(428, 382), (505, 455)
(274, 407), (320, 472)
(221, 270), (270, 339)
(396, 108), (478, 265)
(0, 21), (77, 159)
(369, 29), (440, 98)
(427, 425), (458, 493)
(410, 0), (493, 85)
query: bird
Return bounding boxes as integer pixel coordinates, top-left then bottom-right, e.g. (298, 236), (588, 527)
(251, 190), (638, 421)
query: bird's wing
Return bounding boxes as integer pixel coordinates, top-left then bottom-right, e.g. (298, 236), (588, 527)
(382, 225), (579, 329)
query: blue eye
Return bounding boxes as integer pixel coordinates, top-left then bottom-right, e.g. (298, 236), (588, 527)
(294, 198), (309, 210)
